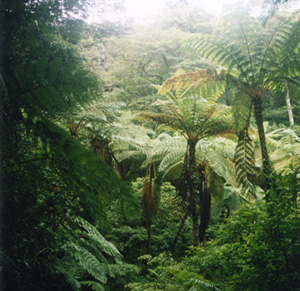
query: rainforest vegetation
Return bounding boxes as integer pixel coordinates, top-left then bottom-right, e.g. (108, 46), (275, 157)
(1, 0), (300, 290)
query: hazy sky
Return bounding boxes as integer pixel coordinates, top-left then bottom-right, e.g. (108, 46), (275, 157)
(124, 0), (241, 19)
(86, 0), (300, 24)
(86, 0), (245, 23)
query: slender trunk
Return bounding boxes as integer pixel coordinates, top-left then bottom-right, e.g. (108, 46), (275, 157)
(253, 97), (271, 183)
(199, 185), (211, 246)
(142, 164), (154, 254)
(147, 223), (151, 254)
(198, 164), (211, 246)
(286, 85), (294, 126)
(171, 208), (189, 253)
(188, 139), (199, 246)
(116, 160), (127, 181)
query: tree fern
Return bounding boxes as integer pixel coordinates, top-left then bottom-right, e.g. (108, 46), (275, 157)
(139, 73), (235, 244)
(186, 11), (300, 181)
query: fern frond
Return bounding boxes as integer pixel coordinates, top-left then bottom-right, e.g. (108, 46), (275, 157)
(163, 160), (184, 180)
(234, 127), (257, 201)
(157, 69), (218, 95)
(137, 112), (183, 132)
(67, 243), (108, 284)
(159, 149), (186, 173)
(189, 278), (223, 291)
(74, 217), (122, 260)
(36, 121), (132, 224)
(66, 276), (81, 291)
(114, 150), (144, 163)
(81, 281), (105, 291)
(232, 92), (252, 131)
(203, 105), (233, 138)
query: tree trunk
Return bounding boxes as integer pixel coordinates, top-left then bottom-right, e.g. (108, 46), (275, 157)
(188, 139), (199, 246)
(286, 85), (294, 126)
(199, 185), (211, 246)
(142, 164), (155, 254)
(198, 163), (211, 246)
(147, 223), (151, 254)
(171, 208), (189, 253)
(253, 96), (271, 183)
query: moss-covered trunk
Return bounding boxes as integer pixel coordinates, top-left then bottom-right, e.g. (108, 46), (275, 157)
(253, 96), (271, 185)
(188, 139), (199, 246)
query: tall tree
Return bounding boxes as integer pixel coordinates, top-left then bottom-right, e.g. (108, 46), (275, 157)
(188, 12), (300, 186)
(138, 70), (233, 245)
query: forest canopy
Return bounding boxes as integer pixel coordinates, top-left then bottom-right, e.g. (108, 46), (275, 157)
(1, 0), (300, 290)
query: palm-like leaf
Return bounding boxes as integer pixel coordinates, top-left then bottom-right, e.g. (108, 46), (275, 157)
(234, 127), (257, 201)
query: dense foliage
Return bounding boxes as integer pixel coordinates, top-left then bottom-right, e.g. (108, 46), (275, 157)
(128, 167), (300, 291)
(1, 0), (300, 290)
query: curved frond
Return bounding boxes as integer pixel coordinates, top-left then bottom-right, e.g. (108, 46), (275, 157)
(159, 149), (186, 173)
(157, 69), (218, 95)
(234, 127), (257, 201)
(190, 278), (223, 291)
(137, 112), (183, 132)
(163, 161), (184, 180)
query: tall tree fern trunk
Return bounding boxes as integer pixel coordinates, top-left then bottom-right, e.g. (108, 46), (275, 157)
(253, 96), (271, 184)
(171, 208), (189, 253)
(147, 223), (151, 255)
(285, 85), (294, 127)
(198, 163), (211, 246)
(142, 164), (155, 254)
(188, 139), (199, 246)
(199, 185), (211, 246)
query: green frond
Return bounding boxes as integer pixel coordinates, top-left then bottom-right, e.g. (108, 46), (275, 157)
(114, 150), (144, 163)
(189, 278), (223, 291)
(223, 184), (242, 210)
(81, 281), (105, 291)
(157, 69), (218, 96)
(234, 127), (257, 201)
(66, 276), (81, 291)
(232, 92), (252, 131)
(74, 217), (122, 260)
(137, 112), (183, 131)
(206, 151), (238, 189)
(264, 127), (300, 171)
(8, 54), (99, 118)
(155, 70), (226, 105)
(159, 149), (186, 173)
(67, 243), (108, 284)
(36, 121), (132, 225)
(187, 12), (296, 91)
(203, 105), (234, 138)
(111, 137), (148, 157)
(141, 153), (166, 169)
(163, 161), (184, 180)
